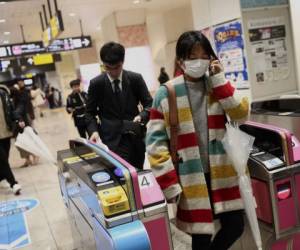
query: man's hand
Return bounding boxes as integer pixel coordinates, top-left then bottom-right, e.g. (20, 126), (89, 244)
(133, 115), (142, 123)
(18, 121), (25, 129)
(90, 132), (100, 143)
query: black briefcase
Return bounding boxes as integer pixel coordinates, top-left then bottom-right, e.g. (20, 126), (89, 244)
(122, 120), (145, 137)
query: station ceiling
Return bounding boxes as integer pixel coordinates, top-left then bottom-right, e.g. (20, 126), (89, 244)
(0, 0), (188, 45)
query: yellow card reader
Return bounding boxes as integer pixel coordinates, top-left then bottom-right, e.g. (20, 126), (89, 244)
(97, 186), (130, 217)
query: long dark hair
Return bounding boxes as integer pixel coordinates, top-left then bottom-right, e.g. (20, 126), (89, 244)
(176, 31), (218, 61)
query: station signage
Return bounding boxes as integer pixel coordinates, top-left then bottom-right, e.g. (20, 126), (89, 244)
(43, 10), (64, 47)
(0, 36), (92, 59)
(29, 54), (54, 65)
(0, 41), (44, 58)
(47, 36), (92, 52)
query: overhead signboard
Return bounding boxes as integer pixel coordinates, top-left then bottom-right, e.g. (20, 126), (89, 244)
(43, 27), (52, 48)
(47, 36), (92, 52)
(33, 54), (54, 65)
(43, 11), (64, 47)
(0, 60), (11, 72)
(25, 54), (60, 66)
(0, 41), (44, 58)
(0, 36), (92, 59)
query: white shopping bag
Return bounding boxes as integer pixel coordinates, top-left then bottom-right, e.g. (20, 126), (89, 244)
(15, 126), (56, 164)
(222, 123), (262, 250)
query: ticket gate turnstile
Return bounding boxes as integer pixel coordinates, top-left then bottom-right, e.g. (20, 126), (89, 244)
(240, 121), (300, 250)
(57, 138), (173, 250)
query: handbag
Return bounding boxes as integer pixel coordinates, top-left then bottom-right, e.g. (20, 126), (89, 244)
(163, 82), (179, 168)
(122, 120), (144, 137)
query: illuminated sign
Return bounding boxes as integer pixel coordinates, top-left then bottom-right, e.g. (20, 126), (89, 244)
(0, 60), (10, 72)
(33, 54), (53, 65)
(43, 27), (51, 48)
(0, 36), (92, 59)
(0, 41), (44, 58)
(42, 10), (64, 47)
(47, 36), (92, 52)
(50, 16), (60, 38)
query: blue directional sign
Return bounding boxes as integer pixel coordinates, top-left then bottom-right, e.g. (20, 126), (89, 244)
(0, 199), (39, 249)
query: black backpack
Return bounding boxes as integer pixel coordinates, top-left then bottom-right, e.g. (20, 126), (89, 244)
(0, 88), (15, 131)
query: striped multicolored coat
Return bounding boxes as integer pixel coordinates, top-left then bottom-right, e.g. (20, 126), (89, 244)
(146, 73), (249, 234)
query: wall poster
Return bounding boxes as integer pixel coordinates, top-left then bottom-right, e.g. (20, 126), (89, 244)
(214, 20), (249, 89)
(248, 16), (289, 84)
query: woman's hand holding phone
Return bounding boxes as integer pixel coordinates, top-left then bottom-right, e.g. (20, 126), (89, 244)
(209, 60), (223, 75)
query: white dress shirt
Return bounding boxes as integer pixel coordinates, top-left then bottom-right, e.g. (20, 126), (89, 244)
(107, 71), (123, 92)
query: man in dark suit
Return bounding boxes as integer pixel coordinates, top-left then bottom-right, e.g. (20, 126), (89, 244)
(85, 42), (153, 169)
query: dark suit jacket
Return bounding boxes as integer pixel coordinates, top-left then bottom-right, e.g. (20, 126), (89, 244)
(85, 70), (153, 149)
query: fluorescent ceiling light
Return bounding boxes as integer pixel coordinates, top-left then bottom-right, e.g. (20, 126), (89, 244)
(0, 19), (6, 23)
(69, 13), (76, 17)
(0, 2), (6, 4)
(3, 40), (9, 44)
(133, 0), (140, 4)
(4, 31), (10, 35)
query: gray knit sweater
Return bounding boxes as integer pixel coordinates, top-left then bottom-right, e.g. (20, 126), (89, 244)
(185, 78), (209, 173)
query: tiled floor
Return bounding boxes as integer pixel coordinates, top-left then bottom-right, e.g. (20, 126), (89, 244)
(1, 108), (79, 250)
(0, 108), (259, 250)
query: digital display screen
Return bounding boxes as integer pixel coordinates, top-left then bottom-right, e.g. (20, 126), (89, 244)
(24, 79), (33, 85)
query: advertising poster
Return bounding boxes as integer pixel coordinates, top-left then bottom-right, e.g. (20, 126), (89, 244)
(248, 16), (289, 84)
(214, 20), (249, 89)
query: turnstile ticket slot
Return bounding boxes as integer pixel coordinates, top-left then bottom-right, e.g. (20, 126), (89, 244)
(240, 124), (285, 162)
(98, 186), (130, 217)
(277, 182), (292, 200)
(251, 151), (284, 170)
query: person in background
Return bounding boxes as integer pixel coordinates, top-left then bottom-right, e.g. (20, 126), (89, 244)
(46, 86), (55, 109)
(31, 85), (45, 117)
(53, 87), (62, 107)
(146, 31), (249, 250)
(66, 79), (88, 138)
(0, 84), (22, 195)
(13, 79), (38, 167)
(174, 59), (184, 77)
(158, 67), (170, 85)
(86, 42), (153, 169)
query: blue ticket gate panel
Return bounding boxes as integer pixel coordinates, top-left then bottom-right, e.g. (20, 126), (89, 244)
(57, 138), (173, 250)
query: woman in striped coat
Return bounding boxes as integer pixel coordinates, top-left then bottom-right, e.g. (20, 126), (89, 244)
(146, 31), (249, 250)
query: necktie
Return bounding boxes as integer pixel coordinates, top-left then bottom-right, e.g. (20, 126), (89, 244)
(113, 79), (122, 108)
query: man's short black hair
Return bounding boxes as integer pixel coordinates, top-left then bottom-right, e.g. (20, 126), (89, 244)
(100, 42), (125, 65)
(69, 79), (81, 88)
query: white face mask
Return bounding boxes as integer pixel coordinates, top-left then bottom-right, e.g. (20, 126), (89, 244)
(184, 59), (210, 78)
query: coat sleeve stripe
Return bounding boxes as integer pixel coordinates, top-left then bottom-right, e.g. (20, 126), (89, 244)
(208, 140), (226, 155)
(177, 133), (199, 150)
(212, 82), (235, 100)
(177, 208), (213, 223)
(212, 186), (241, 202)
(210, 165), (237, 179)
(224, 97), (249, 120)
(150, 108), (164, 120)
(208, 115), (226, 129)
(182, 184), (209, 199)
(156, 169), (179, 190)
